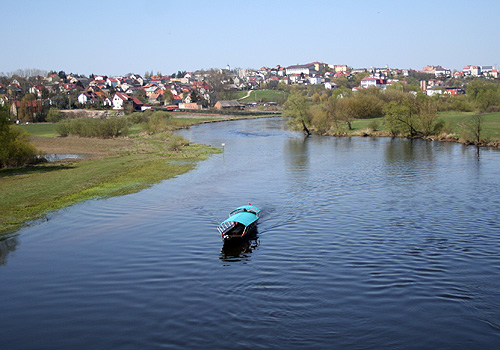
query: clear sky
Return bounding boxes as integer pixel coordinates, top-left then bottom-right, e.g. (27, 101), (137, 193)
(2, 0), (499, 76)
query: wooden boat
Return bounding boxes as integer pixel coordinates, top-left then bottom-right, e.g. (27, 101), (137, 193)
(217, 204), (261, 242)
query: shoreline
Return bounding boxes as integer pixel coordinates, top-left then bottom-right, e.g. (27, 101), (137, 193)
(338, 129), (500, 149)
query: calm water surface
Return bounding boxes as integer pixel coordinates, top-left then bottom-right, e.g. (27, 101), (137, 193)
(1, 118), (500, 349)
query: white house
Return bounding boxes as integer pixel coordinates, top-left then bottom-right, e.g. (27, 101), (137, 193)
(324, 82), (338, 90)
(106, 78), (120, 87)
(463, 65), (481, 76)
(308, 76), (322, 85)
(78, 92), (98, 105)
(435, 68), (451, 78)
(360, 77), (387, 89)
(426, 88), (443, 96)
(112, 92), (130, 109)
(286, 64), (315, 76)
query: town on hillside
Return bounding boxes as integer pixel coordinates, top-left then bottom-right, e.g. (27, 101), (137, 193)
(0, 63), (498, 122)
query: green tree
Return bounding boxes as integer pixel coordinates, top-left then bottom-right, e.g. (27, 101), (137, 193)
(418, 99), (438, 136)
(309, 104), (331, 134)
(0, 105), (40, 168)
(335, 91), (384, 130)
(383, 96), (420, 137)
(46, 108), (62, 123)
(464, 114), (484, 144)
(189, 91), (198, 103)
(18, 93), (38, 123)
(283, 91), (311, 135)
(466, 80), (500, 111)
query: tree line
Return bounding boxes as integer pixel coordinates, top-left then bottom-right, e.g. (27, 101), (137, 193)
(283, 80), (500, 142)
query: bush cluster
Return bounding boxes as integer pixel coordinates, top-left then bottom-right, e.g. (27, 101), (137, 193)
(56, 117), (129, 138)
(0, 106), (41, 168)
(142, 111), (173, 134)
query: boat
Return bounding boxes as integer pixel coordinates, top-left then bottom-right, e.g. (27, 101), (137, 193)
(217, 204), (261, 242)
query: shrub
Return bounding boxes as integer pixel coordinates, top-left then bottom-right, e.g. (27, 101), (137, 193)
(127, 111), (151, 124)
(55, 121), (70, 137)
(143, 111), (172, 134)
(55, 117), (129, 138)
(451, 98), (474, 112)
(46, 108), (63, 123)
(368, 120), (379, 131)
(165, 135), (189, 151)
(0, 106), (41, 168)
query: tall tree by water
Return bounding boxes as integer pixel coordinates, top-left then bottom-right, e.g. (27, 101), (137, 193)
(283, 91), (311, 135)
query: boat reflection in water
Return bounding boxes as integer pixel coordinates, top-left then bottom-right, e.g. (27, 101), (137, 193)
(220, 229), (259, 261)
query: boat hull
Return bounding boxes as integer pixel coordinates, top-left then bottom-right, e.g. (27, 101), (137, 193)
(222, 221), (258, 242)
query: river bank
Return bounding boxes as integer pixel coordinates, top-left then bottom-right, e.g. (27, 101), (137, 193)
(320, 111), (500, 150)
(2, 115), (260, 235)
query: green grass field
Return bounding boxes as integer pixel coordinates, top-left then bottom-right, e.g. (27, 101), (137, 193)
(238, 90), (289, 103)
(19, 123), (58, 137)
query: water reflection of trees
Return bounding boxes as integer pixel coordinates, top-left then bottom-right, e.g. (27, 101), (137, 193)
(0, 235), (19, 267)
(384, 138), (436, 165)
(284, 137), (310, 173)
(383, 139), (438, 182)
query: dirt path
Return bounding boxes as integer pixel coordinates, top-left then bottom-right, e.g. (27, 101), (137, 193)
(237, 90), (252, 101)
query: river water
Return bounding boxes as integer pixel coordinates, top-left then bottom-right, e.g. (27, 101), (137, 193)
(1, 117), (500, 349)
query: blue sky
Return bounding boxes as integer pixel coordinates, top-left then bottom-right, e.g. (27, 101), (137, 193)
(2, 0), (500, 76)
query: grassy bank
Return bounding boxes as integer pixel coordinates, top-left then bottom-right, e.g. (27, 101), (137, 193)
(1, 117), (225, 235)
(344, 111), (500, 146)
(238, 90), (289, 104)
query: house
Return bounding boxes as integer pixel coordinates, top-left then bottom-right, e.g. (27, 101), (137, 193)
(289, 74), (303, 84)
(488, 70), (500, 78)
(324, 82), (338, 90)
(463, 65), (481, 76)
(78, 92), (99, 105)
(129, 75), (144, 86)
(360, 77), (387, 89)
(10, 100), (42, 117)
(106, 78), (120, 87)
(443, 87), (465, 95)
(179, 102), (202, 110)
(286, 64), (315, 76)
(112, 92), (143, 110)
(279, 77), (290, 85)
(103, 97), (113, 107)
(434, 67), (451, 78)
(308, 76), (322, 85)
(329, 64), (348, 72)
(310, 62), (327, 72)
(213, 100), (244, 111)
(426, 87), (443, 96)
(29, 85), (45, 98)
(148, 91), (163, 105)
(112, 92), (129, 109)
(171, 94), (183, 105)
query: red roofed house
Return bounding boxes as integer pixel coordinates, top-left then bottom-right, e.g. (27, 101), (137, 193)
(463, 65), (481, 76)
(10, 100), (42, 118)
(112, 92), (143, 110)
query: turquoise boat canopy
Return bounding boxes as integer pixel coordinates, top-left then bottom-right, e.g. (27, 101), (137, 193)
(220, 205), (260, 227)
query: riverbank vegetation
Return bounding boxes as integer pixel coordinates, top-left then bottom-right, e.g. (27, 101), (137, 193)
(0, 105), (43, 169)
(283, 81), (500, 148)
(0, 111), (234, 235)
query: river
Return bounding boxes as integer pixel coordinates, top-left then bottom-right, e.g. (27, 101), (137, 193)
(1, 117), (500, 349)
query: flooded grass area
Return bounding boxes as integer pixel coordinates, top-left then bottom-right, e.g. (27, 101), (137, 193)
(0, 127), (220, 235)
